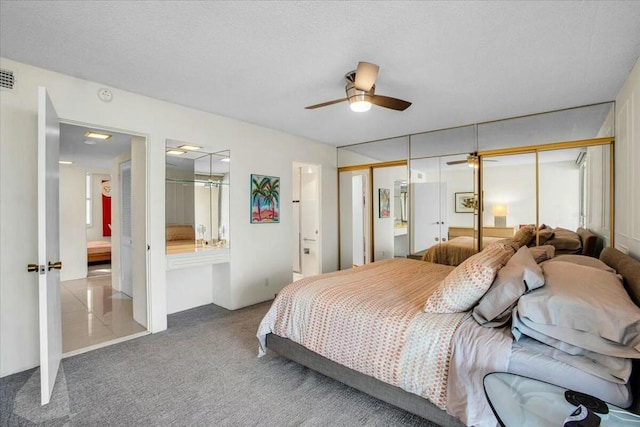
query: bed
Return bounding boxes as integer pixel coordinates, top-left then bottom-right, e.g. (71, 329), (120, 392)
(420, 226), (514, 266)
(421, 226), (598, 267)
(87, 240), (111, 264)
(421, 235), (505, 266)
(257, 242), (640, 426)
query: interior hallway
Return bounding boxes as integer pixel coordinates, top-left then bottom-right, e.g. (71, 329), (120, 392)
(61, 264), (145, 353)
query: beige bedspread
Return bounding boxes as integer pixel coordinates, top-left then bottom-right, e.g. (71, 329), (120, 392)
(257, 258), (469, 410)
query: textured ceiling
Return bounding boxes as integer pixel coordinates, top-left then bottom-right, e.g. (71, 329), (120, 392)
(2, 1), (640, 147)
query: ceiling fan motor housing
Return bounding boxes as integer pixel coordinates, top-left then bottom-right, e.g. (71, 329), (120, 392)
(346, 81), (374, 103)
(345, 71), (374, 103)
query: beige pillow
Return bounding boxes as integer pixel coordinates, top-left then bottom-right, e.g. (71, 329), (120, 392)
(537, 228), (555, 245)
(543, 254), (616, 273)
(545, 227), (582, 253)
(529, 245), (555, 263)
(510, 226), (536, 249)
(516, 261), (640, 357)
(424, 244), (512, 313)
(473, 246), (544, 327)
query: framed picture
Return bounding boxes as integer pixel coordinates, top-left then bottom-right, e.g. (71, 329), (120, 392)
(378, 188), (390, 218)
(251, 174), (280, 223)
(455, 192), (477, 213)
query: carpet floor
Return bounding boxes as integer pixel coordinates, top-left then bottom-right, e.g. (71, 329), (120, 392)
(1, 301), (441, 426)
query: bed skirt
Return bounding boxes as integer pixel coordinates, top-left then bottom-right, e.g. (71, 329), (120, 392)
(265, 333), (465, 427)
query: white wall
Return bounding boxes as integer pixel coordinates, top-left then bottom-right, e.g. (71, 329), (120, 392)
(615, 55), (640, 259)
(483, 161), (579, 229)
(0, 57), (338, 377)
(59, 165), (88, 281)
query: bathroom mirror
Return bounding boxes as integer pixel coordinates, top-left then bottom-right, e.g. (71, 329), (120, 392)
(165, 142), (230, 255)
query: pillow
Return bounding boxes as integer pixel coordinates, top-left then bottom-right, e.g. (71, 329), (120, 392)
(543, 254), (616, 273)
(515, 261), (640, 358)
(545, 227), (582, 253)
(509, 225), (536, 249)
(529, 245), (555, 263)
(537, 228), (555, 245)
(473, 246), (544, 327)
(424, 244), (512, 313)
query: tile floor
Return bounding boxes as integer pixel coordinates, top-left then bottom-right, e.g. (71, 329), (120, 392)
(61, 264), (146, 353)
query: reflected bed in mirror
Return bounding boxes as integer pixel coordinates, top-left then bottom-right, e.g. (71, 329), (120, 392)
(165, 141), (230, 257)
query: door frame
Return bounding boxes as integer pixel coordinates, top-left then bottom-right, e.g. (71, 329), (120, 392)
(338, 160), (407, 266)
(292, 162), (322, 276)
(58, 118), (153, 336)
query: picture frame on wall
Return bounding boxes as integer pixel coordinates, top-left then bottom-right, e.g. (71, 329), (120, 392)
(251, 174), (280, 223)
(379, 188), (390, 218)
(455, 192), (477, 213)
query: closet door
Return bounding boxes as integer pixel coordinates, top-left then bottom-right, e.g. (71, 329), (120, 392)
(439, 154), (477, 246)
(410, 157), (442, 254)
(481, 152), (536, 244)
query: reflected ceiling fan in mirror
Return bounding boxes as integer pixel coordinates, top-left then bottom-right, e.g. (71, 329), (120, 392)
(305, 61), (412, 112)
(446, 154), (498, 168)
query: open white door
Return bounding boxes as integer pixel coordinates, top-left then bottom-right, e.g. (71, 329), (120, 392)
(37, 86), (62, 405)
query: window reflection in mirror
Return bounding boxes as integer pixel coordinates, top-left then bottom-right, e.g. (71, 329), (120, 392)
(165, 142), (229, 255)
(539, 144), (611, 247)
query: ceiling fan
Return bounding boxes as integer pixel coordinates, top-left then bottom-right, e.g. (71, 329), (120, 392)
(446, 154), (498, 168)
(305, 61), (412, 112)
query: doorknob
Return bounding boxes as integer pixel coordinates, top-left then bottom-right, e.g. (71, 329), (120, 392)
(48, 261), (62, 271)
(27, 264), (39, 273)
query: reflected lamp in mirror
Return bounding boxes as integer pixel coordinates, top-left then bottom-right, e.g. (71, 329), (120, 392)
(492, 204), (508, 227)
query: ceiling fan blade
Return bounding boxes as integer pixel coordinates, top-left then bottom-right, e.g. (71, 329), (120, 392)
(446, 159), (468, 166)
(370, 95), (412, 111)
(354, 62), (379, 91)
(305, 98), (348, 109)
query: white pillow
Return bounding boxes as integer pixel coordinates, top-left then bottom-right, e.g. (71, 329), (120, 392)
(424, 244), (512, 313)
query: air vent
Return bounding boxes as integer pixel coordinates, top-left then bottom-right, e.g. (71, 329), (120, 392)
(0, 69), (15, 90)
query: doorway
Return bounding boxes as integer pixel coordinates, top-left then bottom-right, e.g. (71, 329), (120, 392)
(292, 163), (321, 280)
(58, 123), (148, 354)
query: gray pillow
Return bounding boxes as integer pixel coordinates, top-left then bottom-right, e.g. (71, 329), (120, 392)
(516, 261), (640, 357)
(543, 254), (616, 273)
(472, 246), (544, 327)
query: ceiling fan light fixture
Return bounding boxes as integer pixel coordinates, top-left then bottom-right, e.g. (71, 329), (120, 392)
(467, 156), (479, 168)
(349, 99), (372, 112)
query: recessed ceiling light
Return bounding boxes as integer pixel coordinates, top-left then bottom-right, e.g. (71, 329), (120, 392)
(166, 149), (187, 156)
(85, 131), (111, 140)
(178, 144), (202, 151)
(59, 160), (73, 165)
(84, 139), (97, 145)
(220, 157), (230, 162)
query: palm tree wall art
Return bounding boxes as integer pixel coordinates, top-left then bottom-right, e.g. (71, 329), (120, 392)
(251, 174), (280, 223)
